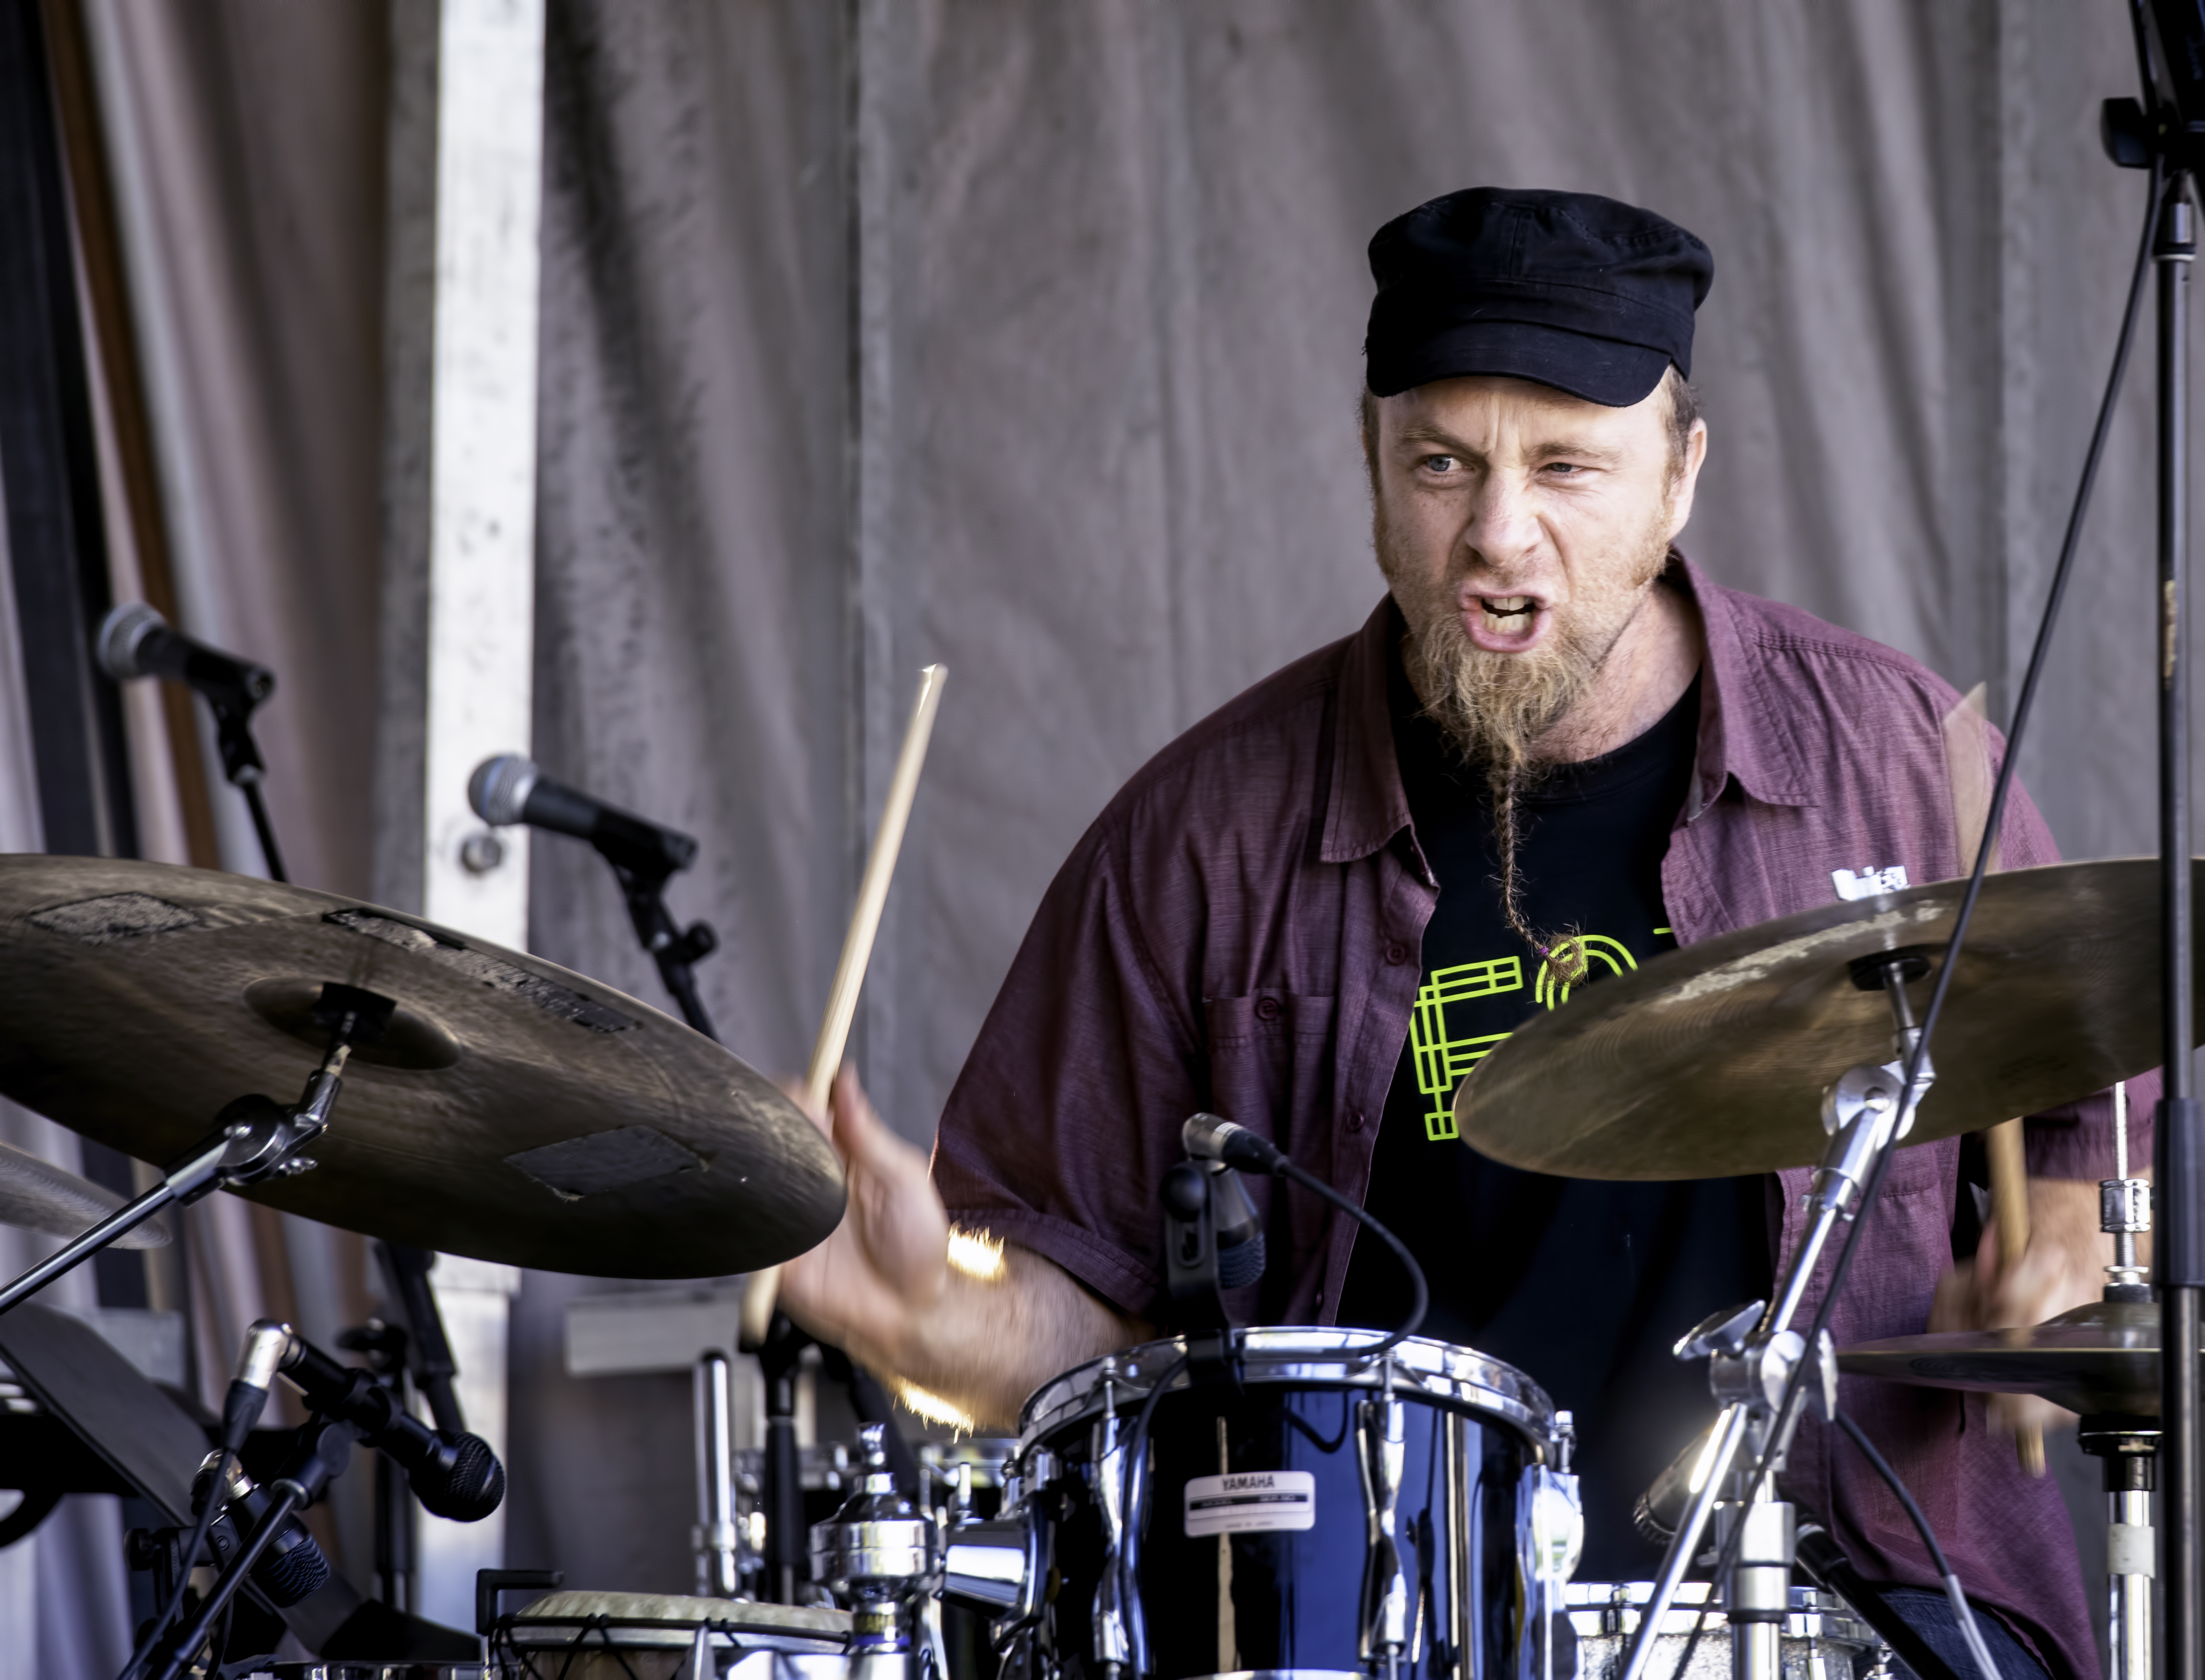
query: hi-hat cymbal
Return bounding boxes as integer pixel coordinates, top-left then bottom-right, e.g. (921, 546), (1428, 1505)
(0, 1139), (168, 1248)
(1838, 1298), (2161, 1416)
(0, 856), (842, 1278)
(1456, 858), (2198, 1180)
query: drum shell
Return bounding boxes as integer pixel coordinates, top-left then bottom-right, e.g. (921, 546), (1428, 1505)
(1014, 1333), (1559, 1680)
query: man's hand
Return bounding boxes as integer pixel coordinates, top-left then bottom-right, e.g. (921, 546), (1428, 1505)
(777, 1066), (952, 1373)
(771, 1067), (1149, 1430)
(1929, 1178), (2110, 1443)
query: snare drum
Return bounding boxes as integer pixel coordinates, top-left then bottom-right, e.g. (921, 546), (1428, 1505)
(950, 1329), (1574, 1680)
(493, 1591), (850, 1680)
(1563, 1582), (1880, 1680)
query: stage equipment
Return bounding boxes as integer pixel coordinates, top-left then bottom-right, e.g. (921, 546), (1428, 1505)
(2097, 10), (2205, 1673)
(1458, 858), (2204, 1179)
(0, 855), (842, 1287)
(97, 602), (286, 881)
(468, 753), (721, 1035)
(940, 1331), (1573, 1680)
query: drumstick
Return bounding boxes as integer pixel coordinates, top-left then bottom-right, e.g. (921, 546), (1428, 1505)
(1984, 1115), (2045, 1476)
(740, 664), (948, 1349)
(1943, 687), (2043, 1473)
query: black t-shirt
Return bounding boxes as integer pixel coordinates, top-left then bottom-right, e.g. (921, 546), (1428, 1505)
(1335, 647), (1771, 1582)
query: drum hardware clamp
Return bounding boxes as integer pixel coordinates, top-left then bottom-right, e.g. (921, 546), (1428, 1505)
(0, 983), (397, 1319)
(1620, 950), (1927, 1680)
(808, 1423), (943, 1664)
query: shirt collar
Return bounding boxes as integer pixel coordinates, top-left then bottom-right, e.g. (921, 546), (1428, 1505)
(1322, 551), (1811, 864)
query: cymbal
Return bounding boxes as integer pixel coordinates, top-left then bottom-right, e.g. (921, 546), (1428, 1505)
(1456, 858), (2198, 1180)
(0, 856), (842, 1277)
(1838, 1298), (2161, 1416)
(0, 1139), (168, 1248)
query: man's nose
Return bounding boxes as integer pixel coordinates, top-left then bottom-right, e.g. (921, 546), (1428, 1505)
(1460, 473), (1543, 570)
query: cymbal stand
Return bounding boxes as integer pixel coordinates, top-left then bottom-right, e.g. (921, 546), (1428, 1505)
(0, 986), (392, 1316)
(1619, 953), (1929, 1680)
(2077, 1078), (2160, 1680)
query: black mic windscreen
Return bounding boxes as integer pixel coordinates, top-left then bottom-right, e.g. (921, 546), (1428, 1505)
(254, 1524), (334, 1605)
(1218, 1232), (1266, 1290)
(413, 1431), (506, 1522)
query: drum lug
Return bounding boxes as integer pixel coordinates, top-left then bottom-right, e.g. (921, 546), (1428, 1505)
(1355, 1394), (1410, 1669)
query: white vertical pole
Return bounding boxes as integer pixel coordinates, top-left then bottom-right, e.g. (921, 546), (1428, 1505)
(409, 0), (543, 1621)
(420, 0), (544, 954)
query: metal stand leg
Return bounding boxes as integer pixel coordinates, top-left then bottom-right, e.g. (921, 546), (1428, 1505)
(2081, 1418), (2159, 1680)
(695, 1350), (741, 1597)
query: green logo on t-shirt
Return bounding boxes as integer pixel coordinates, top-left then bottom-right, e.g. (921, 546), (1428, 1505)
(1410, 929), (1669, 1141)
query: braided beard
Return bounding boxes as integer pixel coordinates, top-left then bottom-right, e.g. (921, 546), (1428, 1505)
(1378, 505), (1674, 984)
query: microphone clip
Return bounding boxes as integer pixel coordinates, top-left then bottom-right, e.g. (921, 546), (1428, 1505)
(1159, 1161), (1254, 1390)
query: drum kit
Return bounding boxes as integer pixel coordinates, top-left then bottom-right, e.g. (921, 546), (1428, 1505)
(0, 842), (2190, 1680)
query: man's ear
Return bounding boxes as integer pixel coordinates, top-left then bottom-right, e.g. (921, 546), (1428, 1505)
(1666, 419), (1708, 540)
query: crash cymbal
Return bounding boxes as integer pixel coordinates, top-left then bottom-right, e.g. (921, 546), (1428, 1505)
(1838, 1298), (2162, 1416)
(1456, 858), (2200, 1179)
(0, 856), (841, 1277)
(0, 1139), (168, 1248)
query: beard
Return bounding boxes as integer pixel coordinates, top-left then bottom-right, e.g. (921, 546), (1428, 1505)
(1376, 501), (1676, 780)
(1375, 496), (1676, 983)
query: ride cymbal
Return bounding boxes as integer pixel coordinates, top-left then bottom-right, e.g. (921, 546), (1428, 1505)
(1455, 858), (2200, 1179)
(1838, 1298), (2162, 1416)
(0, 856), (841, 1277)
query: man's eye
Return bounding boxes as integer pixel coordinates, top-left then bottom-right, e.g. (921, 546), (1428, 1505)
(1543, 461), (1585, 476)
(1420, 454), (1458, 474)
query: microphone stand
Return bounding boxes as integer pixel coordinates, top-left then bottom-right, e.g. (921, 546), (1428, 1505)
(2107, 14), (2205, 1670)
(593, 848), (717, 1041)
(206, 684), (286, 884)
(141, 1416), (355, 1680)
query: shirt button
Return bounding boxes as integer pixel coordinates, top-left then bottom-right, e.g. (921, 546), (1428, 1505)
(1254, 995), (1282, 1023)
(1384, 941), (1409, 965)
(1347, 1110), (1366, 1134)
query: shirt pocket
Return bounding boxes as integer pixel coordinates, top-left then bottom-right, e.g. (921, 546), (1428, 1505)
(1203, 991), (1339, 1155)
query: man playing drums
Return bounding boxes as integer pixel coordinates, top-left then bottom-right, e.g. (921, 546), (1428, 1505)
(780, 187), (2133, 1680)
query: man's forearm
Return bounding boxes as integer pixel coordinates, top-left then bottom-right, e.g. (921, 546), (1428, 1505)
(850, 1243), (1150, 1433)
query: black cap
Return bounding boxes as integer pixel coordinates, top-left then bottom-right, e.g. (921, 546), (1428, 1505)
(1364, 187), (1712, 406)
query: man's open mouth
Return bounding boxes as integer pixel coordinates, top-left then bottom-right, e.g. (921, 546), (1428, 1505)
(1478, 595), (1540, 626)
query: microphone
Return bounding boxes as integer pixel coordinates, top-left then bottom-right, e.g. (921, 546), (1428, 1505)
(278, 1332), (505, 1521)
(1201, 1161), (1265, 1289)
(221, 1319), (294, 1455)
(469, 754), (698, 878)
(192, 1455), (332, 1607)
(1182, 1112), (1284, 1173)
(97, 603), (274, 712)
(1633, 1419), (1718, 1545)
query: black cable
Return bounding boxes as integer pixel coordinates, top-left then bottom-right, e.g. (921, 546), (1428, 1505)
(119, 1449), (232, 1680)
(1273, 1156), (1427, 1357)
(1836, 1412), (2003, 1680)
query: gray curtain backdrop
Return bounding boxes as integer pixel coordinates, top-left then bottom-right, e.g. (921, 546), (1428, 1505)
(32, 0), (2175, 1618)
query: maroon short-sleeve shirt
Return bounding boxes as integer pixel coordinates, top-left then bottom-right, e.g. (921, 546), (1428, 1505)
(935, 556), (2143, 1680)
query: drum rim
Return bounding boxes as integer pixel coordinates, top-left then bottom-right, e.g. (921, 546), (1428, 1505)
(1562, 1581), (1879, 1649)
(1018, 1328), (1556, 1449)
